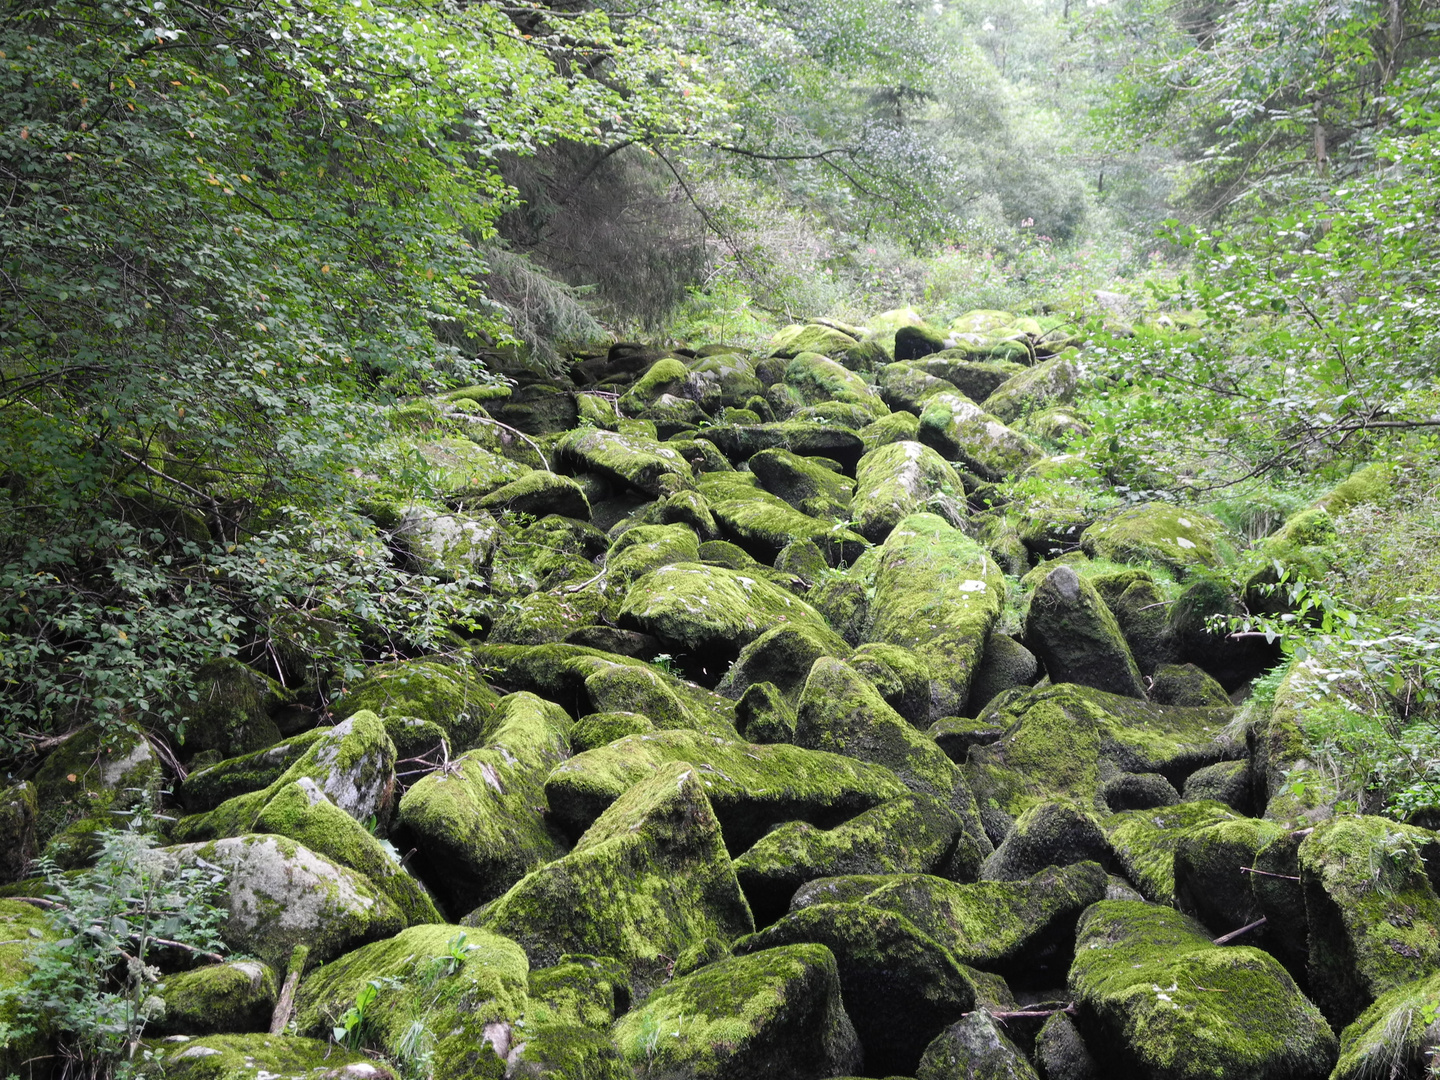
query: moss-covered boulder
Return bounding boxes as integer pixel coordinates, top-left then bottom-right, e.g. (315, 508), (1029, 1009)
(165, 834), (405, 967)
(1080, 503), (1236, 578)
(850, 641), (934, 726)
(697, 421), (866, 473)
(1239, 507), (1339, 611)
(1100, 573), (1176, 676)
(294, 922), (529, 1077)
(392, 505), (514, 585)
(32, 721), (161, 843)
(980, 801), (1110, 881)
(544, 727), (908, 852)
(1068, 900), (1337, 1080)
(794, 657), (991, 876)
(173, 711), (398, 843)
(717, 621), (852, 706)
(415, 436), (532, 498)
(734, 902), (979, 1076)
(616, 562), (836, 659)
(476, 761), (755, 992)
(968, 633), (1040, 716)
(895, 323), (950, 362)
(179, 657), (286, 762)
(697, 472), (868, 566)
(477, 471), (591, 521)
(153, 960), (278, 1036)
(878, 361), (952, 413)
(527, 954), (631, 1029)
(500, 1024), (629, 1079)
(850, 440), (968, 543)
(1149, 663), (1229, 707)
(860, 409), (925, 456)
(1035, 1012), (1100, 1080)
(749, 447), (855, 520)
(981, 357), (1078, 424)
(917, 1012), (1039, 1080)
(733, 794), (965, 925)
(830, 861), (1109, 985)
(770, 323), (861, 359)
(1298, 815), (1440, 1028)
(1102, 801), (1242, 905)
(605, 522), (701, 585)
(1181, 760), (1252, 814)
(866, 513), (1007, 719)
(489, 589), (611, 647)
(140, 1034), (397, 1080)
(0, 898), (56, 1076)
(1024, 565), (1147, 699)
(782, 352), (887, 417)
(683, 354), (766, 414)
(179, 729), (329, 813)
(918, 393), (1045, 482)
(1173, 817), (1284, 935)
(611, 944), (862, 1078)
(556, 426), (695, 497)
(335, 659), (502, 753)
(1329, 969), (1440, 1080)
(0, 782), (37, 885)
(1100, 772), (1180, 812)
(913, 357), (1027, 402)
(392, 693), (571, 917)
(618, 356), (689, 414)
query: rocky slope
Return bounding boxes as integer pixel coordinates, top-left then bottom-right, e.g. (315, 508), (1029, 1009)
(3, 306), (1436, 1080)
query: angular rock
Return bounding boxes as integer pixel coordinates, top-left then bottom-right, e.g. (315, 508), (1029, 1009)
(180, 657), (285, 762)
(179, 729), (329, 813)
(980, 801), (1110, 881)
(684, 354), (766, 413)
(1035, 1013), (1099, 1080)
(1100, 772), (1180, 812)
(556, 427), (695, 497)
(866, 513), (1007, 718)
(153, 960), (279, 1036)
(141, 1034), (397, 1080)
(879, 362), (952, 413)
(506, 1025), (631, 1079)
(1181, 759), (1252, 814)
(770, 323), (860, 359)
(605, 522), (701, 583)
(968, 632), (1039, 716)
(850, 641), (934, 726)
(698, 472), (868, 565)
(0, 899), (55, 1076)
(734, 681), (795, 744)
(336, 659), (502, 752)
(697, 421), (866, 473)
(1024, 565), (1147, 699)
(1173, 816), (1284, 935)
(477, 471), (591, 521)
(1068, 900), (1336, 1080)
(1102, 800), (1242, 905)
(611, 944), (863, 1078)
(544, 727), (908, 851)
(749, 447), (855, 520)
(393, 692), (572, 916)
(32, 721), (161, 843)
(783, 352), (887, 416)
(981, 357), (1078, 424)
(734, 794), (965, 925)
(414, 436), (530, 498)
(0, 782), (37, 885)
(917, 1012), (1039, 1080)
(1080, 503), (1236, 578)
(477, 761), (755, 992)
(918, 393), (1045, 481)
(717, 622), (851, 703)
(914, 357), (1027, 402)
(1330, 969), (1440, 1080)
(1149, 662), (1230, 707)
(851, 441), (968, 543)
(527, 955), (631, 1029)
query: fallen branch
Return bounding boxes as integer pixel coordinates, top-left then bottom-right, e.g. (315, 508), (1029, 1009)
(1213, 916), (1268, 946)
(967, 1003), (1076, 1022)
(270, 944), (310, 1035)
(1241, 866), (1300, 881)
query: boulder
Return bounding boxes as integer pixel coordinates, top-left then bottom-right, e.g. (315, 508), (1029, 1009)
(491, 384), (579, 435)
(1148, 662), (1230, 707)
(1024, 565), (1147, 699)
(967, 633), (1040, 716)
(544, 727), (908, 851)
(878, 362), (952, 413)
(179, 657), (286, 761)
(1100, 772), (1180, 812)
(684, 354), (766, 413)
(980, 801), (1110, 881)
(0, 899), (56, 1076)
(1181, 760), (1252, 813)
(783, 352), (888, 417)
(981, 357), (1078, 424)
(1102, 801), (1244, 905)
(716, 622), (852, 704)
(770, 323), (861, 358)
(1035, 1013), (1099, 1080)
(1173, 816), (1284, 935)
(1330, 969), (1440, 1080)
(0, 782), (37, 885)
(611, 944), (863, 1078)
(32, 721), (161, 844)
(555, 427), (695, 497)
(697, 472), (868, 565)
(850, 441), (968, 543)
(748, 447), (855, 520)
(1080, 503), (1236, 578)
(414, 437), (531, 498)
(1068, 901), (1336, 1080)
(866, 513), (1007, 718)
(913, 357), (1027, 402)
(527, 955), (631, 1028)
(850, 641), (934, 725)
(605, 522), (701, 584)
(393, 692), (572, 916)
(140, 1034), (397, 1080)
(335, 659), (502, 753)
(476, 762), (755, 992)
(918, 393), (1045, 481)
(698, 421), (866, 473)
(617, 356), (689, 413)
(153, 960), (279, 1036)
(917, 1013), (1039, 1080)
(476, 471), (591, 521)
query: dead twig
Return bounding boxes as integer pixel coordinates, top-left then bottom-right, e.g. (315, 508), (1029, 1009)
(1212, 916), (1268, 946)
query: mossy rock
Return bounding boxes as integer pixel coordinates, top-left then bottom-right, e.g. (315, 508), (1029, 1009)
(782, 352), (888, 417)
(895, 323), (950, 362)
(830, 861), (1109, 985)
(1080, 503), (1237, 578)
(0, 898), (56, 1075)
(657, 489), (720, 541)
(929, 715), (1008, 763)
(32, 721), (161, 844)
(393, 692), (572, 916)
(1314, 462), (1394, 515)
(792, 402), (878, 430)
(173, 711), (398, 844)
(543, 728), (907, 853)
(569, 710), (654, 753)
(775, 537), (830, 582)
(1034, 1012), (1100, 1080)
(153, 960), (278, 1036)
(0, 782), (38, 885)
(735, 681), (796, 745)
(556, 427), (696, 497)
(964, 684), (1238, 825)
(734, 902), (980, 1076)
(1017, 406), (1092, 445)
(1102, 800), (1242, 905)
(1104, 575), (1176, 676)
(749, 447), (855, 520)
(336, 659), (502, 753)
(415, 437), (532, 498)
(252, 779), (441, 925)
(490, 589), (611, 647)
(733, 794), (965, 927)
(912, 357), (1027, 402)
(1165, 574), (1276, 690)
(140, 1034), (397, 1080)
(505, 1023), (631, 1079)
(1024, 565), (1147, 699)
(1239, 507), (1339, 610)
(860, 409), (923, 452)
(475, 762), (755, 993)
(696, 421), (866, 473)
(526, 954), (631, 1029)
(490, 384), (579, 435)
(1173, 817), (1284, 936)
(697, 473), (868, 566)
(684, 354), (765, 414)
(770, 323), (861, 359)
(575, 392), (620, 429)
(1068, 900), (1337, 1080)
(851, 440), (967, 544)
(391, 506), (511, 584)
(179, 729), (329, 813)
(611, 943), (863, 1078)
(967, 632), (1039, 717)
(477, 471), (592, 522)
(808, 574), (870, 646)
(165, 834), (406, 967)
(1181, 760), (1252, 814)
(1100, 772), (1180, 812)
(979, 801), (1110, 881)
(605, 522), (702, 584)
(917, 1012), (1039, 1080)
(178, 657), (287, 762)
(618, 357), (690, 413)
(617, 561), (837, 659)
(917, 393), (1045, 483)
(716, 622), (852, 704)
(861, 306), (928, 360)
(981, 357), (1078, 424)
(1330, 969), (1440, 1080)
(1298, 815), (1440, 1028)
(795, 657), (992, 877)
(851, 641), (934, 726)
(865, 513), (1007, 719)
(293, 922), (529, 1074)
(1149, 662), (1229, 707)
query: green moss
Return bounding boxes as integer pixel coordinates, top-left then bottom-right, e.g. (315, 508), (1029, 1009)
(1102, 801), (1240, 904)
(1068, 900), (1337, 1079)
(1080, 503), (1237, 577)
(154, 960), (279, 1036)
(1173, 817), (1283, 933)
(1024, 564), (1147, 699)
(293, 922), (528, 1073)
(1150, 663), (1230, 707)
(618, 357), (691, 414)
(735, 682), (796, 744)
(981, 357), (1078, 425)
(0, 898), (56, 1076)
(657, 489), (719, 540)
(770, 323), (860, 358)
(917, 394), (1045, 482)
(32, 722), (161, 844)
(179, 728), (328, 813)
(1330, 969), (1440, 1080)
(544, 727), (908, 854)
(336, 659), (502, 752)
(139, 1033), (392, 1080)
(505, 1023), (630, 1079)
(859, 410), (923, 453)
(571, 711), (655, 752)
(394, 692), (572, 914)
(851, 441), (967, 544)
(606, 523), (701, 584)
(476, 471), (591, 521)
(180, 657), (287, 761)
(749, 447), (855, 520)
(697, 473), (869, 566)
(556, 427), (696, 497)
(612, 944), (862, 1077)
(527, 955), (630, 1029)
(851, 642), (933, 725)
(416, 436), (533, 498)
(695, 421), (865, 472)
(491, 589), (611, 646)
(576, 392), (620, 429)
(476, 762), (755, 992)
(916, 1012), (1038, 1080)
(1315, 462), (1394, 515)
(733, 794), (965, 924)
(0, 782), (37, 885)
(866, 513), (1007, 718)
(717, 623), (852, 703)
(782, 352), (887, 417)
(980, 800), (1109, 881)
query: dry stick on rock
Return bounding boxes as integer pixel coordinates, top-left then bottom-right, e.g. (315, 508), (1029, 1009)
(1240, 866), (1301, 881)
(270, 944), (311, 1035)
(1212, 916), (1268, 946)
